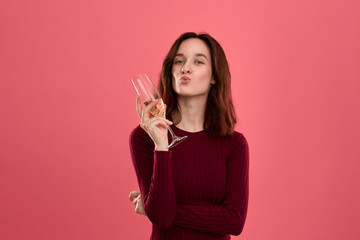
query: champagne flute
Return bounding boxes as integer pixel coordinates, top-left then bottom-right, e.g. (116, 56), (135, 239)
(131, 73), (187, 148)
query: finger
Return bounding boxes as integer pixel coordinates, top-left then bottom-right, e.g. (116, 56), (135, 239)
(132, 195), (141, 204)
(129, 190), (140, 200)
(141, 99), (159, 121)
(135, 202), (143, 215)
(135, 199), (146, 216)
(136, 96), (142, 118)
(129, 190), (140, 201)
(144, 117), (171, 131)
(145, 116), (173, 127)
(135, 205), (141, 214)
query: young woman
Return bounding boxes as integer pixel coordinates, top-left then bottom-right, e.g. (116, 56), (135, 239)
(129, 32), (249, 240)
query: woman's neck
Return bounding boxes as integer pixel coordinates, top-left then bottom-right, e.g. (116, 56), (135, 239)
(175, 95), (207, 132)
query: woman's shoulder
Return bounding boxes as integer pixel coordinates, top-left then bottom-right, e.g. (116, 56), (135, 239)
(224, 131), (249, 162)
(232, 130), (247, 141)
(130, 124), (145, 136)
(227, 130), (248, 149)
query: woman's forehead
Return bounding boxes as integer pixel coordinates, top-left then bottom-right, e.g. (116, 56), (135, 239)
(177, 38), (210, 57)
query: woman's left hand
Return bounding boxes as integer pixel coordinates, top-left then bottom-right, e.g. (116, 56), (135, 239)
(129, 190), (147, 216)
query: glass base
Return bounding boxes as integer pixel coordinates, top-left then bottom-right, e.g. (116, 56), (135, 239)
(168, 135), (188, 148)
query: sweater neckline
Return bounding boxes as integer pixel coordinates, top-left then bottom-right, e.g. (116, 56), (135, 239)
(171, 125), (206, 135)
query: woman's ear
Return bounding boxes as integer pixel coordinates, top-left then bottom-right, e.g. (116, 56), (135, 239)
(211, 77), (216, 85)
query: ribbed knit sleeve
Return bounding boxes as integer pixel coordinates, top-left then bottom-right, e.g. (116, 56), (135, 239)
(172, 132), (249, 235)
(129, 126), (176, 229)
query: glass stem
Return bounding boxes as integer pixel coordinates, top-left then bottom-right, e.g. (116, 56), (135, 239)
(168, 126), (177, 140)
(167, 126), (187, 148)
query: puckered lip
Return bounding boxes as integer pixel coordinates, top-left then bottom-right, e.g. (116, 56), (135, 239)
(180, 76), (190, 81)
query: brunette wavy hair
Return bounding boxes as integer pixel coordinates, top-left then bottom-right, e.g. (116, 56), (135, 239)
(158, 32), (237, 137)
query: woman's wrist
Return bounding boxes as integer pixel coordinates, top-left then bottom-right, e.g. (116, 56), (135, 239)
(155, 144), (169, 151)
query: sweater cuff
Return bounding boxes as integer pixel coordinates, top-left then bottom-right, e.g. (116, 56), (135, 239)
(153, 151), (173, 175)
(154, 150), (172, 161)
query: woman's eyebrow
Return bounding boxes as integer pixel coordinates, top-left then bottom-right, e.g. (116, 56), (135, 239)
(175, 53), (208, 60)
(195, 53), (208, 60)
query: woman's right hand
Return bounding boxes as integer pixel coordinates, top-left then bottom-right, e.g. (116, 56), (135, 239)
(136, 96), (172, 151)
(129, 190), (147, 216)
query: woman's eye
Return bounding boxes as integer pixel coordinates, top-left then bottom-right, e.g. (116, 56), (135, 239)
(174, 60), (183, 64)
(195, 60), (203, 64)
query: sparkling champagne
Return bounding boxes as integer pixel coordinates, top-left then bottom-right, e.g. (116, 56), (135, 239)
(143, 99), (166, 118)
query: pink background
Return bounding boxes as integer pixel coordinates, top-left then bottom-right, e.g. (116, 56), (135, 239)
(1, 0), (359, 239)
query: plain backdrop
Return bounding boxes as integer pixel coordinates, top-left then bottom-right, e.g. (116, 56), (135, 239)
(1, 0), (359, 239)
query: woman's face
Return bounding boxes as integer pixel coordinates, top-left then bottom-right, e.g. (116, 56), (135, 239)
(172, 38), (215, 98)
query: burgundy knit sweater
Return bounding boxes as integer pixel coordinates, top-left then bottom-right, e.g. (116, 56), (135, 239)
(129, 125), (249, 240)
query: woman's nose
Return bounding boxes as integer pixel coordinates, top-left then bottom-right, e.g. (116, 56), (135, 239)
(181, 62), (191, 74)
